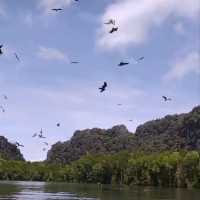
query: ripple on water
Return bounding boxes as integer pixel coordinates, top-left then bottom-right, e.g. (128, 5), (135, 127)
(10, 191), (98, 200)
(0, 182), (99, 200)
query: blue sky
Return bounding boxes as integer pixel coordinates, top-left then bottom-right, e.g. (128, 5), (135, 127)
(0, 0), (199, 161)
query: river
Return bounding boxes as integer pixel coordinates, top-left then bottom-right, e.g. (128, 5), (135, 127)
(0, 181), (200, 200)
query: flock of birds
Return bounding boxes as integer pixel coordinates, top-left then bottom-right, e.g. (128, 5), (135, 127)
(0, 3), (172, 152)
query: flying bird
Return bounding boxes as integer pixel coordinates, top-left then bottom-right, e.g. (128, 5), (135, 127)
(104, 19), (115, 25)
(2, 95), (8, 100)
(42, 148), (46, 151)
(44, 142), (49, 146)
(71, 61), (79, 64)
(38, 129), (46, 138)
(118, 61), (129, 67)
(0, 105), (5, 113)
(138, 56), (144, 61)
(99, 82), (107, 93)
(14, 53), (20, 62)
(15, 142), (24, 147)
(162, 96), (172, 101)
(51, 8), (63, 12)
(56, 123), (60, 127)
(32, 133), (37, 138)
(129, 120), (133, 122)
(39, 134), (46, 139)
(117, 104), (122, 106)
(109, 27), (118, 34)
(134, 56), (144, 64)
(0, 45), (3, 55)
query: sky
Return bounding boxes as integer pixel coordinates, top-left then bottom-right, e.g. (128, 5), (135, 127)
(0, 0), (199, 161)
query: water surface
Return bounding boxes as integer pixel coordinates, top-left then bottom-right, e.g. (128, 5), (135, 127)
(0, 181), (199, 200)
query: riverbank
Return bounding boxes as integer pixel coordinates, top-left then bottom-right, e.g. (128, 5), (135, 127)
(0, 151), (200, 188)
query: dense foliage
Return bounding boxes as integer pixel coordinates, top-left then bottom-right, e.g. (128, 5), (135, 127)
(47, 125), (136, 164)
(0, 136), (24, 161)
(1, 151), (200, 188)
(47, 106), (200, 164)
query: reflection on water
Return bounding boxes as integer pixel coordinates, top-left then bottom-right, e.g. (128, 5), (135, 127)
(0, 181), (200, 200)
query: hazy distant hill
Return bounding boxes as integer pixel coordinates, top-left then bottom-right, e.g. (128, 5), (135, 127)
(47, 105), (200, 164)
(0, 136), (24, 161)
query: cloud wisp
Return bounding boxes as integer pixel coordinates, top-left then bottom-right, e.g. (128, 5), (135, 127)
(98, 0), (199, 50)
(164, 51), (200, 81)
(37, 46), (69, 62)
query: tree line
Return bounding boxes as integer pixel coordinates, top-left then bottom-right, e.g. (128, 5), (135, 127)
(0, 151), (200, 188)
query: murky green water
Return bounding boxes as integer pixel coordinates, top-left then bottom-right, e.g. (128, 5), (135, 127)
(0, 181), (200, 200)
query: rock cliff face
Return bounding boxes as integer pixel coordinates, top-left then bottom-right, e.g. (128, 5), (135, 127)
(47, 105), (200, 164)
(47, 125), (136, 164)
(0, 136), (24, 161)
(135, 106), (200, 152)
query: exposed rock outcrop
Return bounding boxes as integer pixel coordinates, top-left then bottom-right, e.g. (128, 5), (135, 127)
(0, 136), (24, 161)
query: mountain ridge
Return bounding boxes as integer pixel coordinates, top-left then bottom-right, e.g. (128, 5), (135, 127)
(46, 105), (200, 164)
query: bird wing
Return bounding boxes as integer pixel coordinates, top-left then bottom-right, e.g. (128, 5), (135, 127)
(109, 28), (114, 33)
(52, 8), (62, 11)
(138, 57), (144, 61)
(14, 53), (20, 61)
(71, 61), (79, 64)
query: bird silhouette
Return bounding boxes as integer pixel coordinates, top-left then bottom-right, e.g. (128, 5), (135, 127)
(42, 148), (46, 151)
(15, 142), (24, 147)
(32, 133), (37, 138)
(99, 82), (107, 93)
(104, 19), (115, 25)
(109, 27), (118, 34)
(118, 61), (129, 67)
(134, 56), (144, 64)
(71, 61), (79, 64)
(14, 53), (20, 62)
(162, 96), (172, 101)
(0, 105), (5, 113)
(44, 142), (49, 146)
(3, 95), (8, 100)
(0, 45), (3, 55)
(138, 56), (144, 61)
(52, 8), (63, 12)
(38, 129), (46, 138)
(56, 123), (60, 127)
(117, 104), (122, 106)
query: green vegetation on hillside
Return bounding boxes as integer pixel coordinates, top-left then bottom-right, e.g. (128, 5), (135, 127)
(47, 106), (200, 164)
(0, 136), (24, 161)
(1, 151), (200, 188)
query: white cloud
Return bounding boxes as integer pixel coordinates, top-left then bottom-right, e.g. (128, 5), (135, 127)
(37, 46), (69, 62)
(38, 0), (72, 14)
(98, 0), (199, 50)
(164, 51), (200, 81)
